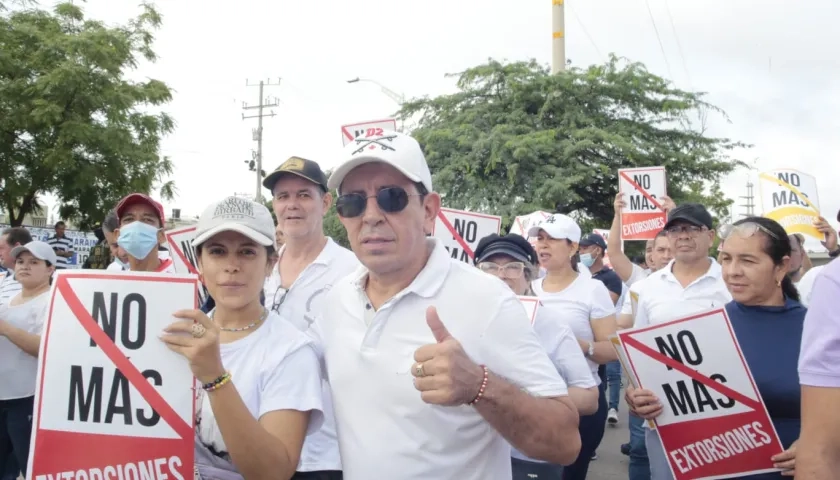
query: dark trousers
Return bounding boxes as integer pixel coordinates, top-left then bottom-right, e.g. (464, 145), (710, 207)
(0, 396), (34, 478)
(1, 446), (17, 480)
(511, 457), (563, 479)
(291, 471), (342, 480)
(562, 383), (607, 480)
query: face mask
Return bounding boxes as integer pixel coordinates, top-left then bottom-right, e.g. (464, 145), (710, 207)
(580, 253), (596, 268)
(118, 222), (160, 260)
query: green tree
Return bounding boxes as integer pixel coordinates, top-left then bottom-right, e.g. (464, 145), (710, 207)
(0, 2), (175, 228)
(400, 55), (747, 234)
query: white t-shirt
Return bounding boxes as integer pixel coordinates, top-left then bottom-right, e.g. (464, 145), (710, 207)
(311, 239), (567, 480)
(263, 237), (359, 472)
(531, 274), (616, 383)
(195, 310), (324, 473)
(796, 264), (825, 307)
(0, 291), (48, 399)
(511, 318), (596, 462)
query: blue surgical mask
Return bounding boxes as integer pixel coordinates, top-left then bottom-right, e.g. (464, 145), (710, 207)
(580, 253), (596, 268)
(118, 222), (160, 260)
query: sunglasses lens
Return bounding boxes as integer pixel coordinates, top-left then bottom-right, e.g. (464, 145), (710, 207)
(376, 187), (410, 213)
(336, 194), (366, 218)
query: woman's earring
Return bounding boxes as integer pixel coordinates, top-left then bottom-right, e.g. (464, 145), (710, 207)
(776, 278), (782, 287)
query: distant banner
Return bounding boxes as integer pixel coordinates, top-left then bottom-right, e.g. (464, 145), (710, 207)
(618, 167), (667, 241)
(0, 224), (98, 269)
(509, 211), (552, 248)
(758, 169), (821, 240)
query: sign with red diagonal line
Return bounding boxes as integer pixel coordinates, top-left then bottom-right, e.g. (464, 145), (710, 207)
(164, 226), (209, 305)
(517, 296), (540, 326)
(617, 308), (784, 480)
(28, 270), (199, 479)
(430, 208), (502, 264)
(618, 166), (667, 241)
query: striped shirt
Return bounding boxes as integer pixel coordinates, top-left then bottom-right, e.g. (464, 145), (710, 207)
(47, 235), (74, 269)
(0, 273), (22, 307)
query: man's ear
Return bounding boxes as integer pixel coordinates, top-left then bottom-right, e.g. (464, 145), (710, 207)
(423, 192), (442, 234)
(322, 191), (333, 215)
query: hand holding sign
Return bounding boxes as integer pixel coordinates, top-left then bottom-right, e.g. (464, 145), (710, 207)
(771, 439), (797, 476)
(412, 306), (485, 406)
(813, 216), (838, 251)
(160, 310), (225, 384)
(625, 385), (663, 420)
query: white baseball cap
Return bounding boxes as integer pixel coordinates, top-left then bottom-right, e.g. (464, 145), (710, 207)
(527, 213), (582, 243)
(327, 130), (433, 194)
(192, 197), (276, 248)
(11, 240), (58, 266)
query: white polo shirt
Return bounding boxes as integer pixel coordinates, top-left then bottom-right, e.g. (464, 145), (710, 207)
(0, 291), (48, 399)
(632, 258), (731, 330)
(312, 239), (567, 480)
(263, 237), (359, 472)
(511, 318), (596, 462)
(531, 274), (616, 383)
(0, 273), (22, 307)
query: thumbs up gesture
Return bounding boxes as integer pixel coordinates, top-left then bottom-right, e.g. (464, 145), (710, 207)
(412, 306), (486, 406)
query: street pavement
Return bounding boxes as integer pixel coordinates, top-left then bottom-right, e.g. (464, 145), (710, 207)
(588, 406), (632, 480)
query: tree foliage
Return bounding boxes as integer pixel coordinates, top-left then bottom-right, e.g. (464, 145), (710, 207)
(400, 55), (748, 233)
(0, 2), (175, 228)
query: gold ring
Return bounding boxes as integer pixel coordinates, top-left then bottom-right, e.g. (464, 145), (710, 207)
(191, 323), (207, 338)
(415, 362), (425, 377)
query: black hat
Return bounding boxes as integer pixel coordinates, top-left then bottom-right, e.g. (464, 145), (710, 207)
(263, 156), (328, 192)
(663, 203), (714, 230)
(474, 234), (538, 266)
(580, 233), (607, 250)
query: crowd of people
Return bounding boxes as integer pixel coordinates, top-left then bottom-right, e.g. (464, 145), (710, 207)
(0, 129), (838, 480)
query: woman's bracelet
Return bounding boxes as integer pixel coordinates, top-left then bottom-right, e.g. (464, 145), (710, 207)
(202, 371), (232, 392)
(468, 365), (489, 406)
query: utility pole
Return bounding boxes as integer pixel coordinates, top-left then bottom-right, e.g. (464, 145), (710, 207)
(552, 0), (566, 73)
(739, 180), (756, 219)
(242, 79), (281, 201)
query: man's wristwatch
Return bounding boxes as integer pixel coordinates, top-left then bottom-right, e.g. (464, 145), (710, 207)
(829, 247), (840, 258)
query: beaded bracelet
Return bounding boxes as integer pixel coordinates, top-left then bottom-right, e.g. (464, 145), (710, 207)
(468, 365), (489, 406)
(202, 372), (232, 392)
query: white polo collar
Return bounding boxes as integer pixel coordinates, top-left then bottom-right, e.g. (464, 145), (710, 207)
(656, 257), (722, 284)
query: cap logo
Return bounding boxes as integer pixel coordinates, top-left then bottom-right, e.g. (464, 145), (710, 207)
(213, 197), (255, 220)
(351, 134), (398, 156)
(544, 216), (557, 224)
(279, 157), (305, 171)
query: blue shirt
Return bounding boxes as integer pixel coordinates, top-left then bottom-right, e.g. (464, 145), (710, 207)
(726, 298), (805, 479)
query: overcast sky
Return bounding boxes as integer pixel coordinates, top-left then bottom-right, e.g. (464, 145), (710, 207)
(43, 0), (840, 246)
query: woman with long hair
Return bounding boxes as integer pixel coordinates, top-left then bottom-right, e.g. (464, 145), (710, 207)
(629, 216), (805, 479)
(0, 241), (56, 478)
(160, 197), (324, 480)
(474, 233), (598, 479)
(527, 214), (618, 480)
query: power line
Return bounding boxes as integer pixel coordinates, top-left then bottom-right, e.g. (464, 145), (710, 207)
(663, 0), (692, 89)
(568, 2), (604, 61)
(643, 0), (674, 82)
(242, 79), (281, 201)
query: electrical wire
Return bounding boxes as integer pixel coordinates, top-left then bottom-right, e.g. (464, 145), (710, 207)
(643, 0), (674, 82)
(568, 1), (605, 62)
(663, 0), (693, 90)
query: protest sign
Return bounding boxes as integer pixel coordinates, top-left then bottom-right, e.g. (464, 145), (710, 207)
(758, 169), (821, 240)
(618, 308), (783, 480)
(510, 211), (551, 247)
(164, 226), (209, 305)
(592, 229), (614, 268)
(28, 271), (198, 479)
(517, 296), (540, 325)
(0, 225), (98, 269)
(431, 208), (502, 263)
(340, 118), (398, 146)
(618, 167), (667, 241)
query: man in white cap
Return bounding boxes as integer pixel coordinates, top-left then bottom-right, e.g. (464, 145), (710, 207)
(312, 130), (581, 480)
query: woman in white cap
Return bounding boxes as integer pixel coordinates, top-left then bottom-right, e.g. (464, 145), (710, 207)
(474, 233), (598, 479)
(159, 197), (324, 480)
(527, 214), (618, 480)
(0, 240), (56, 477)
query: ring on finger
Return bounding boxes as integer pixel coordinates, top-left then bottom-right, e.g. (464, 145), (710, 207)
(414, 362), (426, 378)
(191, 323), (207, 338)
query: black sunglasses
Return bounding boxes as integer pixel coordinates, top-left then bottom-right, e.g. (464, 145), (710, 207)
(336, 187), (422, 218)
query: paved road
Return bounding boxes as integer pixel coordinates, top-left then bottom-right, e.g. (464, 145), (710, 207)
(588, 405), (632, 480)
